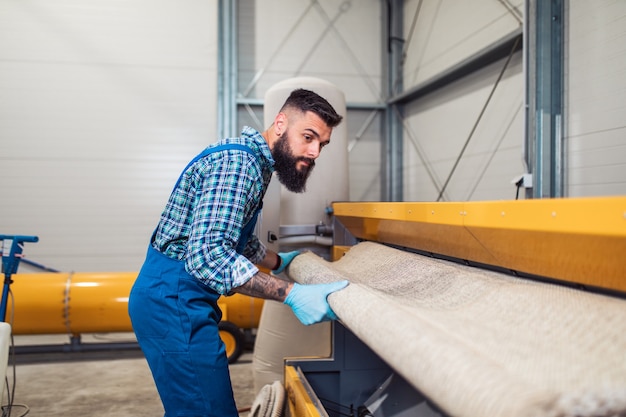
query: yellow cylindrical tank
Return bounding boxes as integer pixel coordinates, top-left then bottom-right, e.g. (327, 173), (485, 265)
(7, 272), (263, 335)
(8, 272), (134, 334)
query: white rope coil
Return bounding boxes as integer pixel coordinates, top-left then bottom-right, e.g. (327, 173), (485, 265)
(249, 380), (285, 417)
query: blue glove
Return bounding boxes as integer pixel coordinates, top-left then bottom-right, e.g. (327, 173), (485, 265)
(272, 251), (300, 274)
(284, 280), (349, 325)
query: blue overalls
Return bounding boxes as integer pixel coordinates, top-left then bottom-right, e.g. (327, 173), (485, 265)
(128, 144), (261, 417)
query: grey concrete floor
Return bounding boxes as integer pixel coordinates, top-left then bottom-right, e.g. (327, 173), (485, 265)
(6, 333), (256, 417)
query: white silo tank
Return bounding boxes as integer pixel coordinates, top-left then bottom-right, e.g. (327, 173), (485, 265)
(253, 77), (348, 394)
(264, 76), (348, 242)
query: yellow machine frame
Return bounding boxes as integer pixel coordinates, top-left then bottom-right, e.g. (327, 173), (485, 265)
(284, 196), (626, 416)
(284, 365), (328, 417)
(332, 196), (626, 293)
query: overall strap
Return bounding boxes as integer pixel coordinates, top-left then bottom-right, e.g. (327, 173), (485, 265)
(172, 143), (263, 255)
(236, 203), (262, 254)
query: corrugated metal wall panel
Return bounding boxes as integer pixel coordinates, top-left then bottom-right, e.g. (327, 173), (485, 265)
(566, 0), (626, 196)
(403, 0), (523, 89)
(243, 0), (383, 103)
(236, 0), (384, 203)
(400, 0), (524, 202)
(347, 109), (382, 202)
(403, 51), (525, 202)
(2, 0), (623, 273)
(0, 1), (218, 272)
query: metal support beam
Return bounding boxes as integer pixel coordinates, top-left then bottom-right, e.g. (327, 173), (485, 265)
(235, 97), (386, 111)
(383, 0), (404, 202)
(217, 0), (238, 139)
(388, 29), (523, 105)
(525, 0), (564, 198)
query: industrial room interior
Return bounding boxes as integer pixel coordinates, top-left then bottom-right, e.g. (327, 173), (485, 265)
(1, 1), (626, 416)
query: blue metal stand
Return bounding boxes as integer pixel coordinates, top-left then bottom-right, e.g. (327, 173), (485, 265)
(0, 235), (38, 322)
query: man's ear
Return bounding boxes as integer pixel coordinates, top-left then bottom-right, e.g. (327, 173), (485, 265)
(274, 112), (287, 137)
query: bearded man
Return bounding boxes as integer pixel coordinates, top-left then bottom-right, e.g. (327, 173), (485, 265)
(128, 88), (348, 417)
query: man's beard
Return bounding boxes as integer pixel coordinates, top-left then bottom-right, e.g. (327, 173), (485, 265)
(271, 132), (315, 193)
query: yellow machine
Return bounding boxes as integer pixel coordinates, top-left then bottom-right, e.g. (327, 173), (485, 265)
(7, 272), (264, 363)
(331, 196), (626, 292)
(282, 196), (626, 417)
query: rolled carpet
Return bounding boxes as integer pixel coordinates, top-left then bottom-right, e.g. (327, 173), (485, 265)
(285, 241), (626, 417)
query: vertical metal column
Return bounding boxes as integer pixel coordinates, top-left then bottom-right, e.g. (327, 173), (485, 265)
(383, 0), (404, 202)
(525, 0), (564, 198)
(217, 0), (238, 139)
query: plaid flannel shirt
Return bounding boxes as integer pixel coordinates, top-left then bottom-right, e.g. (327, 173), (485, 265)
(152, 126), (274, 294)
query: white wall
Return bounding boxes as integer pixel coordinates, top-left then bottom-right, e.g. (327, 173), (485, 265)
(238, 0), (383, 103)
(401, 0), (525, 201)
(403, 0), (523, 89)
(237, 0), (384, 202)
(565, 0), (626, 196)
(346, 109), (383, 201)
(0, 0), (218, 272)
(404, 56), (524, 201)
(1, 0), (624, 272)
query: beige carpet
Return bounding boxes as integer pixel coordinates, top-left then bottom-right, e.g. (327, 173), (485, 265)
(286, 241), (626, 417)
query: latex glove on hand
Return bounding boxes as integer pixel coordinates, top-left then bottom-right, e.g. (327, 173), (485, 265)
(272, 251), (300, 274)
(284, 280), (349, 326)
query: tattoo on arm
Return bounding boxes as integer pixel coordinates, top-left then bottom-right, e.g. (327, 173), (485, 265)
(233, 272), (291, 302)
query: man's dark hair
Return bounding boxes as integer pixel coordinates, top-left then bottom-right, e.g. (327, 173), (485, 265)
(280, 88), (343, 128)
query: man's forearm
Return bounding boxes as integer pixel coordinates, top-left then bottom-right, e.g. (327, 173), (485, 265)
(258, 249), (281, 271)
(233, 271), (292, 302)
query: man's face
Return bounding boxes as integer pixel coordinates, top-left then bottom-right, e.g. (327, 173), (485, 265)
(271, 111), (332, 193)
